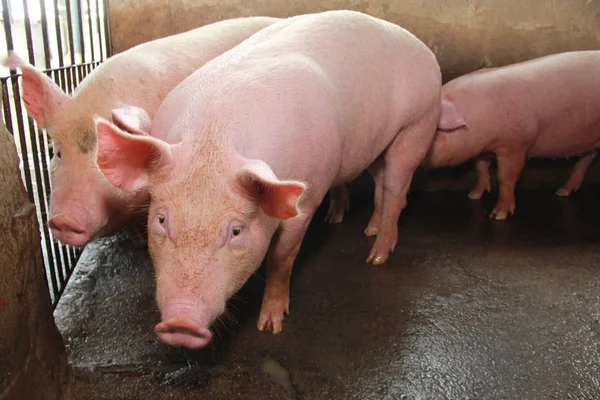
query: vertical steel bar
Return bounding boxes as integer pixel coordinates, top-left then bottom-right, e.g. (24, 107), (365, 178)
(65, 0), (76, 65)
(53, 0), (65, 67)
(85, 0), (95, 60)
(21, 0), (35, 64)
(25, 79), (65, 287)
(11, 75), (60, 301)
(94, 0), (103, 60)
(38, 0), (52, 68)
(76, 0), (86, 63)
(1, 0), (14, 51)
(103, 0), (112, 58)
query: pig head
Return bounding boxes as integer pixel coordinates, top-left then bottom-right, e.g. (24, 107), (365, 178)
(5, 53), (151, 246)
(95, 120), (305, 348)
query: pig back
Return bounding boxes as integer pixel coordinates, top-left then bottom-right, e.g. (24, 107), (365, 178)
(442, 51), (600, 159)
(519, 51), (600, 157)
(71, 17), (279, 127)
(213, 11), (441, 182)
(150, 11), (441, 197)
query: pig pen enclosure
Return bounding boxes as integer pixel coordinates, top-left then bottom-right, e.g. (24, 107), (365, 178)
(1, 1), (600, 399)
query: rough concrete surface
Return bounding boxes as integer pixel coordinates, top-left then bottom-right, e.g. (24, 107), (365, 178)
(56, 174), (600, 399)
(109, 0), (600, 80)
(0, 123), (71, 400)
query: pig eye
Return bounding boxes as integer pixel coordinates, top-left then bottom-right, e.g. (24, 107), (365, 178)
(158, 214), (165, 225)
(49, 148), (61, 160)
(232, 227), (242, 237)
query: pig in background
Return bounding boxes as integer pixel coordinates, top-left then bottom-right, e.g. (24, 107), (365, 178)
(95, 10), (441, 348)
(422, 51), (600, 220)
(4, 16), (279, 246)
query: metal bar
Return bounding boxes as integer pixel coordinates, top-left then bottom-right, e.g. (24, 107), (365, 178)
(11, 76), (60, 301)
(53, 0), (65, 67)
(86, 0), (95, 61)
(27, 117), (66, 289)
(76, 0), (86, 63)
(33, 117), (64, 289)
(94, 0), (104, 60)
(67, 65), (75, 94)
(38, 0), (52, 69)
(65, 0), (76, 65)
(1, 78), (13, 137)
(21, 0), (35, 64)
(1, 0), (14, 51)
(59, 243), (71, 285)
(59, 68), (67, 93)
(103, 0), (112, 58)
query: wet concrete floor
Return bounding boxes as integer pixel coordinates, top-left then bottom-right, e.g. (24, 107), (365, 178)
(55, 176), (600, 399)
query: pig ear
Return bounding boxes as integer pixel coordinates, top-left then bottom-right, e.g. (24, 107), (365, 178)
(236, 162), (306, 220)
(438, 99), (467, 131)
(96, 118), (172, 192)
(4, 51), (70, 129)
(111, 106), (152, 136)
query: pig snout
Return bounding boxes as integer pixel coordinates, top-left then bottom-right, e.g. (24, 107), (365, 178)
(155, 316), (212, 349)
(48, 214), (91, 247)
(155, 302), (216, 349)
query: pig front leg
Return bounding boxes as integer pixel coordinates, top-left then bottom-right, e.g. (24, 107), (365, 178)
(489, 149), (527, 220)
(468, 156), (492, 200)
(556, 152), (597, 196)
(257, 212), (314, 334)
(324, 184), (350, 224)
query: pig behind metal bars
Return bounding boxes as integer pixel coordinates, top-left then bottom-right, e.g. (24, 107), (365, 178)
(4, 16), (279, 246)
(96, 10), (441, 348)
(423, 51), (600, 220)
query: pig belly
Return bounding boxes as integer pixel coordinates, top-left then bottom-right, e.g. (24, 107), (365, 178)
(528, 121), (600, 158)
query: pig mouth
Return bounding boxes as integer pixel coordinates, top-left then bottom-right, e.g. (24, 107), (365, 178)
(155, 316), (213, 349)
(48, 214), (91, 247)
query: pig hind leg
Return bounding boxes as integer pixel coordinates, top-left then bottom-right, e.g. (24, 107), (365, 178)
(325, 184), (350, 224)
(556, 152), (597, 196)
(468, 156), (493, 200)
(367, 111), (439, 265)
(257, 210), (315, 334)
(489, 149), (527, 220)
(364, 157), (385, 237)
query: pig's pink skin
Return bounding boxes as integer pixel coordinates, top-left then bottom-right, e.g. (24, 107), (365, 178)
(3, 17), (279, 246)
(96, 10), (441, 347)
(423, 51), (600, 220)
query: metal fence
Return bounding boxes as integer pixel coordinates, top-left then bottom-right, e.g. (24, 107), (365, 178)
(1, 0), (111, 306)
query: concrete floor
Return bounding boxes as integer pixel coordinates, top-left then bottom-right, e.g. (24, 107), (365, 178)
(55, 177), (600, 400)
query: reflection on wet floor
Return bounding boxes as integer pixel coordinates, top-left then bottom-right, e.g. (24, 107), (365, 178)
(56, 181), (600, 399)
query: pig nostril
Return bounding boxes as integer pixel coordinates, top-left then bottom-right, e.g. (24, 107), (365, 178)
(155, 316), (212, 349)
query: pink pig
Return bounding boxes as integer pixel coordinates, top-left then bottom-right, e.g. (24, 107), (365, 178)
(4, 17), (278, 246)
(95, 10), (441, 348)
(423, 51), (600, 220)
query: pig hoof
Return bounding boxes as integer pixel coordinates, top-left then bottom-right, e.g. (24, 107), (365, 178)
(257, 317), (283, 334)
(366, 254), (388, 265)
(372, 255), (388, 265)
(325, 213), (344, 224)
(364, 226), (378, 236)
(490, 210), (508, 220)
(468, 190), (483, 200)
(555, 187), (572, 197)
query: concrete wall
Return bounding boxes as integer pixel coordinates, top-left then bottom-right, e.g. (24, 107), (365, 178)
(108, 0), (600, 79)
(0, 123), (71, 400)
